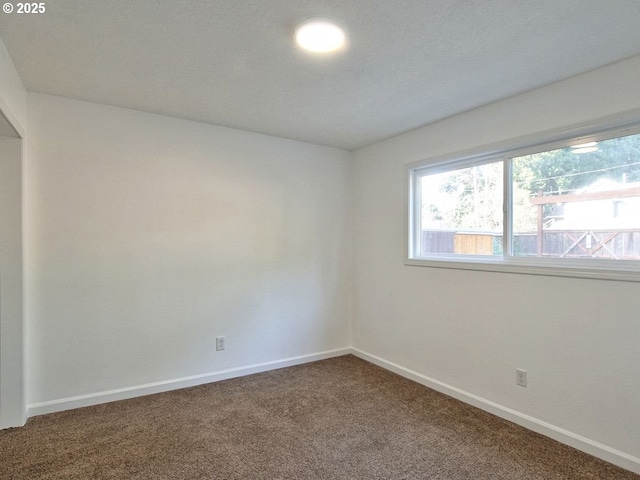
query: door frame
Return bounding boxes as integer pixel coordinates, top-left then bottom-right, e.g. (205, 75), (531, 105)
(0, 107), (25, 429)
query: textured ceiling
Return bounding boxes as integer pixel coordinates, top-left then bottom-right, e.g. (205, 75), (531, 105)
(1, 1), (640, 150)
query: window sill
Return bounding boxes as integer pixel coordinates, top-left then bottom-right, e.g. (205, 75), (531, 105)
(405, 256), (640, 282)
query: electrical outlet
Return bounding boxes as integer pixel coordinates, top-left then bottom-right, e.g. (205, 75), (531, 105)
(516, 369), (527, 387)
(216, 336), (226, 351)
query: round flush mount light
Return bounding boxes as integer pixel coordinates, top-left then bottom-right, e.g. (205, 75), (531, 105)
(571, 142), (599, 154)
(295, 18), (346, 53)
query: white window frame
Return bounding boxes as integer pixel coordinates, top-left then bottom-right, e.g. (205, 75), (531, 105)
(406, 110), (640, 282)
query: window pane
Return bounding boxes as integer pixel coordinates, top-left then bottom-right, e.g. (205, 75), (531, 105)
(418, 161), (503, 256)
(511, 132), (640, 259)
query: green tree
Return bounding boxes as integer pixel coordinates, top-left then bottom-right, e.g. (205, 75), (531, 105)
(422, 132), (640, 234)
(425, 162), (502, 231)
(513, 134), (640, 195)
(511, 133), (640, 231)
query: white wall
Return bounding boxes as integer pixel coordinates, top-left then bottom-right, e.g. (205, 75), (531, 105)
(25, 93), (351, 407)
(352, 55), (640, 470)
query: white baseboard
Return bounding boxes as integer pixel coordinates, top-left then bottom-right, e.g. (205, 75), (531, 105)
(27, 347), (351, 418)
(351, 348), (640, 476)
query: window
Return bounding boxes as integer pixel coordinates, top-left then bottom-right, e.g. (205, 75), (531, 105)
(407, 121), (640, 281)
(416, 160), (504, 257)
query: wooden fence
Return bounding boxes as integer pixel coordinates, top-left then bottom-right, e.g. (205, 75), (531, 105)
(421, 231), (498, 255)
(422, 229), (640, 259)
(514, 229), (640, 259)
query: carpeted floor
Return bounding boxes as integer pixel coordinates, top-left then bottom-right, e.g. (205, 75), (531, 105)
(0, 355), (637, 479)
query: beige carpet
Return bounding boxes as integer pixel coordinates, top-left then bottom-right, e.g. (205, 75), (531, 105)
(1, 355), (637, 479)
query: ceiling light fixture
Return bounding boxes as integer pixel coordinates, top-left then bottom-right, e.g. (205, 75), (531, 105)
(572, 147), (598, 154)
(294, 18), (346, 53)
(571, 141), (598, 154)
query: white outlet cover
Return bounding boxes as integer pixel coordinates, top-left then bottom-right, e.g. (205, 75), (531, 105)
(516, 369), (527, 387)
